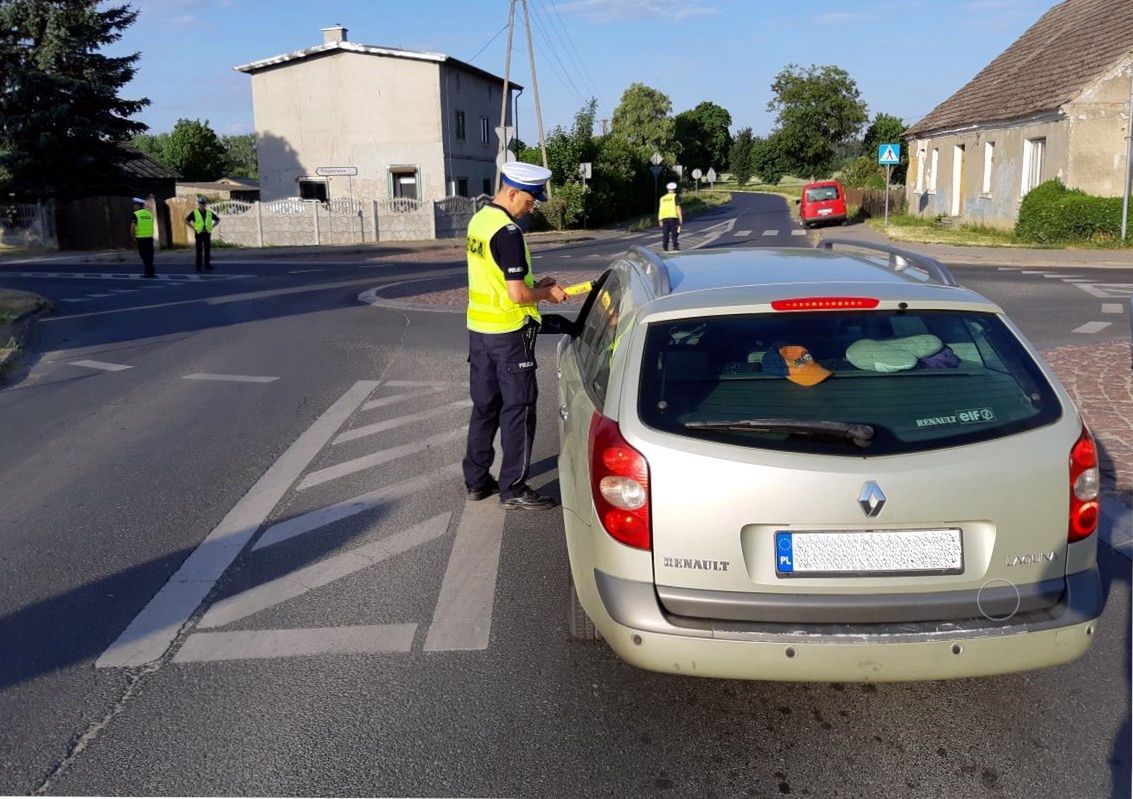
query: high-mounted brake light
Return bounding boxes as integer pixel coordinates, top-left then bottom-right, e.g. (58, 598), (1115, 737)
(1068, 426), (1100, 542)
(771, 297), (880, 311)
(588, 413), (651, 550)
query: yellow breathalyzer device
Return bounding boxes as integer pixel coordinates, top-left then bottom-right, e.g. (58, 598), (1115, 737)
(563, 280), (593, 296)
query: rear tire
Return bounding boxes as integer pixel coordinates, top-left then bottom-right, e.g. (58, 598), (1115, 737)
(568, 572), (602, 641)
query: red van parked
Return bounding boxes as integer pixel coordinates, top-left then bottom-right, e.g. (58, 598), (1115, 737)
(797, 180), (847, 227)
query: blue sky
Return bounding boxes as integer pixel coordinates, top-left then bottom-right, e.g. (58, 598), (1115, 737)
(112, 0), (1060, 140)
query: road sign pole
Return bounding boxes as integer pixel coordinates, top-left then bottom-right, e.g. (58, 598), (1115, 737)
(884, 165), (891, 227)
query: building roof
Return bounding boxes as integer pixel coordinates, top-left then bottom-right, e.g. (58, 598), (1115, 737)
(906, 0), (1133, 137)
(117, 145), (180, 180)
(233, 39), (521, 90)
(178, 178), (260, 191)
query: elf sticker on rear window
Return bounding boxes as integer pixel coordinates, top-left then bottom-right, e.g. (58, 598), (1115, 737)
(915, 408), (997, 428)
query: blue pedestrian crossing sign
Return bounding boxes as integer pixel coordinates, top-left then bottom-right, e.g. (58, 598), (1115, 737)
(878, 143), (901, 165)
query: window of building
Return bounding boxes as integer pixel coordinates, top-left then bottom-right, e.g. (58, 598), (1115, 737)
(483, 178), (492, 196)
(456, 178), (469, 197)
(480, 116), (490, 146)
(982, 141), (995, 195)
(297, 178), (327, 201)
(915, 147), (926, 194)
(928, 148), (939, 193)
(455, 110), (466, 141)
(1021, 137), (1045, 196)
(389, 167), (419, 200)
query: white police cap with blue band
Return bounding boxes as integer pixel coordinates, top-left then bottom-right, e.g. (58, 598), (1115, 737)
(500, 162), (551, 201)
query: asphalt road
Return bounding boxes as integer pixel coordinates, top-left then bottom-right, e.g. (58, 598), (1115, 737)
(0, 192), (1129, 798)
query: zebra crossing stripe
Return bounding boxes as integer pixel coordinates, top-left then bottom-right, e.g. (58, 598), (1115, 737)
(334, 400), (472, 444)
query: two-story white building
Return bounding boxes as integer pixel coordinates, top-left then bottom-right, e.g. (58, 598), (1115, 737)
(235, 25), (519, 204)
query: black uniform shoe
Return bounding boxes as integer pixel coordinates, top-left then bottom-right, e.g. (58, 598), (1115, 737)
(499, 488), (558, 511)
(466, 476), (499, 502)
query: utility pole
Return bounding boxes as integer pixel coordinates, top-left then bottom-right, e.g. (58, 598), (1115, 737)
(1122, 57), (1133, 241)
(520, 0), (551, 198)
(495, 0), (517, 192)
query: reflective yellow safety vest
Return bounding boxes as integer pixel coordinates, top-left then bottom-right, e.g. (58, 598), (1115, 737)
(133, 209), (154, 238)
(192, 208), (215, 233)
(466, 205), (541, 334)
(658, 192), (680, 220)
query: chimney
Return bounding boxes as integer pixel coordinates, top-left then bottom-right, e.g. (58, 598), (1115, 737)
(321, 25), (347, 44)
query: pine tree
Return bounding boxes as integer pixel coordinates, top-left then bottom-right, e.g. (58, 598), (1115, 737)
(0, 1), (149, 198)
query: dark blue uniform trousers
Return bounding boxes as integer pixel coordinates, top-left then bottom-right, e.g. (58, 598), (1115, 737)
(463, 324), (538, 501)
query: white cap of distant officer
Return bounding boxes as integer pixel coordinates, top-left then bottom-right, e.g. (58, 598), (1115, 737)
(132, 197), (146, 205)
(666, 181), (677, 191)
(500, 161), (551, 201)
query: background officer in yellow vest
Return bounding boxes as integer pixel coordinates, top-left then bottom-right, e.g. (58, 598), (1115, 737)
(185, 197), (220, 272)
(464, 161), (566, 511)
(658, 181), (683, 251)
(129, 197), (156, 278)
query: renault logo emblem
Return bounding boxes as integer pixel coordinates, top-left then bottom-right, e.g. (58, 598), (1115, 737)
(859, 482), (886, 517)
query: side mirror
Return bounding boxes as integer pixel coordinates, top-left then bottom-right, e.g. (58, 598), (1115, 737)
(794, 198), (800, 205)
(539, 314), (578, 337)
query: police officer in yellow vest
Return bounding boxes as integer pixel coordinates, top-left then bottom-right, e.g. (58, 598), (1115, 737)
(130, 197), (156, 278)
(464, 161), (566, 511)
(185, 197), (220, 272)
(658, 181), (683, 251)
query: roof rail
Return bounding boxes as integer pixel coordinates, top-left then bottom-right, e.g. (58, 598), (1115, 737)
(627, 245), (672, 295)
(818, 238), (959, 287)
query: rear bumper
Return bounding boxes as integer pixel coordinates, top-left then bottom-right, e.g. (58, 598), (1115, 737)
(589, 567), (1102, 682)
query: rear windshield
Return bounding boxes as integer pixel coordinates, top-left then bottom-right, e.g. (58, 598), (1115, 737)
(805, 186), (840, 202)
(637, 310), (1061, 456)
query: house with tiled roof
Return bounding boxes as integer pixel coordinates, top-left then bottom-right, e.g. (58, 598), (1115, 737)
(905, 0), (1133, 228)
(234, 25), (519, 205)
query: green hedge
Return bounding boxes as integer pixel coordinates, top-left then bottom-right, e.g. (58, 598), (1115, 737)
(1016, 179), (1130, 244)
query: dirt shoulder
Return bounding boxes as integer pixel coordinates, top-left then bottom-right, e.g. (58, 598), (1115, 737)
(0, 289), (48, 372)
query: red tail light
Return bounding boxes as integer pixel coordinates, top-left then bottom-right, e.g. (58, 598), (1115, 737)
(1068, 426), (1100, 542)
(588, 413), (651, 550)
(771, 297), (880, 311)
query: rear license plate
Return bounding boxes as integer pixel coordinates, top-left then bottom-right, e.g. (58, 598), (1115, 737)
(817, 208), (833, 215)
(775, 529), (963, 577)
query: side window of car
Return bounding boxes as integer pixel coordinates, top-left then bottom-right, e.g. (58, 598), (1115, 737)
(574, 272), (625, 405)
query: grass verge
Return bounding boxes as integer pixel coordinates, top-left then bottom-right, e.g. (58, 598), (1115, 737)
(0, 289), (47, 368)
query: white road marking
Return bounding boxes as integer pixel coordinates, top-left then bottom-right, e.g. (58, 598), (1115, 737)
(201, 514), (452, 628)
(1072, 283), (1133, 299)
(1102, 303), (1124, 314)
(687, 218), (737, 250)
(256, 464), (462, 550)
(334, 400), (472, 444)
(182, 373), (280, 384)
(424, 499), (506, 652)
(173, 625), (417, 663)
(0, 271), (252, 282)
(736, 229), (752, 237)
(68, 360), (133, 372)
(791, 229), (808, 236)
(96, 381), (379, 668)
(763, 229), (778, 236)
(298, 428), (465, 490)
(288, 269), (323, 274)
(1072, 321), (1111, 334)
(85, 293), (114, 298)
(361, 386), (447, 411)
(1020, 270), (1046, 275)
(60, 299), (88, 304)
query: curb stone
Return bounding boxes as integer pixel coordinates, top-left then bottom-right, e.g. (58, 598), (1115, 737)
(0, 299), (48, 374)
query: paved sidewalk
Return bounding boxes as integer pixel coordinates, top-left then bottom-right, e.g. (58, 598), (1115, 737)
(816, 224), (1133, 268)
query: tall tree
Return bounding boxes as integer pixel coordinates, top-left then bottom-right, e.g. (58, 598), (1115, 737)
(675, 101), (733, 174)
(750, 132), (792, 185)
(729, 127), (755, 186)
(861, 112), (908, 184)
(766, 64), (868, 179)
(221, 133), (259, 180)
(165, 119), (227, 181)
(0, 1), (148, 197)
(610, 83), (677, 163)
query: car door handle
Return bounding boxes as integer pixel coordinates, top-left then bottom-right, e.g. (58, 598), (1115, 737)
(559, 404), (569, 421)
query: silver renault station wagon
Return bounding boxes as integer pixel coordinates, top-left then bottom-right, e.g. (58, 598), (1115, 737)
(546, 240), (1102, 682)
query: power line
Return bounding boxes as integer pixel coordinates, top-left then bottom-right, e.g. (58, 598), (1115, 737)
(466, 22), (510, 64)
(535, 0), (600, 99)
(527, 4), (588, 108)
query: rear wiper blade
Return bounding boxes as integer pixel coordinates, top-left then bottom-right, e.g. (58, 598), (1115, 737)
(685, 418), (875, 447)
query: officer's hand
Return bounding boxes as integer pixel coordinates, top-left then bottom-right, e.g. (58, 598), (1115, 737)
(547, 285), (567, 304)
